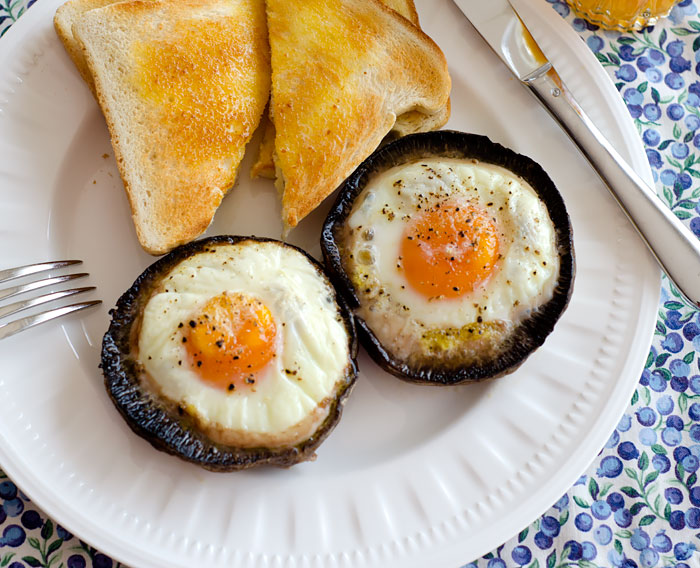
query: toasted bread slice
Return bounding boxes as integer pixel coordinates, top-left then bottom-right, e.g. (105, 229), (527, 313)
(250, 0), (427, 181)
(54, 0), (122, 94)
(267, 0), (451, 228)
(72, 0), (270, 254)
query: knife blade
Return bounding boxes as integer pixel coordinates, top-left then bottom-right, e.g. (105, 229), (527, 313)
(452, 0), (700, 307)
(451, 1), (549, 79)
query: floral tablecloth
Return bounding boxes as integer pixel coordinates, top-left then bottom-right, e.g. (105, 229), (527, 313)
(3, 0), (700, 566)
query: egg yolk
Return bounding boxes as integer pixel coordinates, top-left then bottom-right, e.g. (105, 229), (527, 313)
(400, 202), (500, 298)
(184, 292), (277, 391)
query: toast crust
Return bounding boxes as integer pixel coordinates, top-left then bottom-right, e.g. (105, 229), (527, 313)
(54, 0), (120, 93)
(251, 113), (277, 179)
(267, 0), (451, 228)
(381, 0), (420, 26)
(73, 0), (270, 254)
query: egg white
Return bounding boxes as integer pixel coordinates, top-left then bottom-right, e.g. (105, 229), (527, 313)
(137, 241), (351, 446)
(340, 158), (561, 362)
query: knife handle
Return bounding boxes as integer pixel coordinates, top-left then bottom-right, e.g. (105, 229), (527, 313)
(524, 66), (700, 307)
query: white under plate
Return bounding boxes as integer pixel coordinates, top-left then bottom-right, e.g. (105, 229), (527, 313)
(0, 1), (659, 566)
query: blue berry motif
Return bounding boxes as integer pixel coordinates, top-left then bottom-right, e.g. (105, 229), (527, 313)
(574, 512), (593, 531)
(597, 456), (624, 477)
(510, 546), (531, 566)
(652, 530), (672, 552)
(619, 441), (641, 460)
(607, 492), (625, 511)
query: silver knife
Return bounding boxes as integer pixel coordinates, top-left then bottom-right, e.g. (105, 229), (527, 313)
(452, 0), (700, 307)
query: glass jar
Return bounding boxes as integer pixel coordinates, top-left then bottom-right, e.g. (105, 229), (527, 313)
(566, 0), (678, 30)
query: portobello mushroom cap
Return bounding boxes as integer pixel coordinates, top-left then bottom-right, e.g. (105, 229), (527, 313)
(101, 235), (358, 471)
(321, 130), (575, 385)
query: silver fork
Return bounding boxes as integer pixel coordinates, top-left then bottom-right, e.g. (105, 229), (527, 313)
(0, 260), (101, 341)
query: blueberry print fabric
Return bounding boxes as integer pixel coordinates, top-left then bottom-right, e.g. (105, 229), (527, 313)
(3, 1), (700, 567)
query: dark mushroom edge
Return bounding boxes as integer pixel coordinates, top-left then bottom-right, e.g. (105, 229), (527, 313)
(101, 235), (358, 471)
(320, 130), (575, 385)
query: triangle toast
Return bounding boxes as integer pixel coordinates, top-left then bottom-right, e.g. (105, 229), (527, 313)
(71, 0), (270, 254)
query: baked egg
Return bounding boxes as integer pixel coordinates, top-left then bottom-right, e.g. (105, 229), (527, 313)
(102, 236), (357, 470)
(322, 131), (574, 384)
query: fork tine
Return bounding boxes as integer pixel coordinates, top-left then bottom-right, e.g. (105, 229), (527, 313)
(0, 287), (96, 320)
(0, 301), (102, 341)
(0, 260), (82, 285)
(0, 273), (89, 303)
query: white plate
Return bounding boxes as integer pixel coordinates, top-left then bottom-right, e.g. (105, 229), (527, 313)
(0, 1), (659, 566)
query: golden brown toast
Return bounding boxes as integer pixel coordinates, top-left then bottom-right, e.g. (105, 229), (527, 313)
(250, 0), (428, 181)
(266, 0), (451, 228)
(71, 0), (270, 254)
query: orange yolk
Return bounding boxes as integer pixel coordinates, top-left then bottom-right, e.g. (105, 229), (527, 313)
(400, 203), (500, 299)
(184, 292), (277, 391)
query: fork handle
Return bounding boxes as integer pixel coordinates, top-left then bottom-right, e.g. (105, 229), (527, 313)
(524, 66), (700, 307)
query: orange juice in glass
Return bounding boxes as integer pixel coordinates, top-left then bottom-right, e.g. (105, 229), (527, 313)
(566, 0), (679, 30)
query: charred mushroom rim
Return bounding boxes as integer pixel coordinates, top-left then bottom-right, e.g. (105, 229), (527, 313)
(101, 235), (358, 471)
(321, 130), (575, 385)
